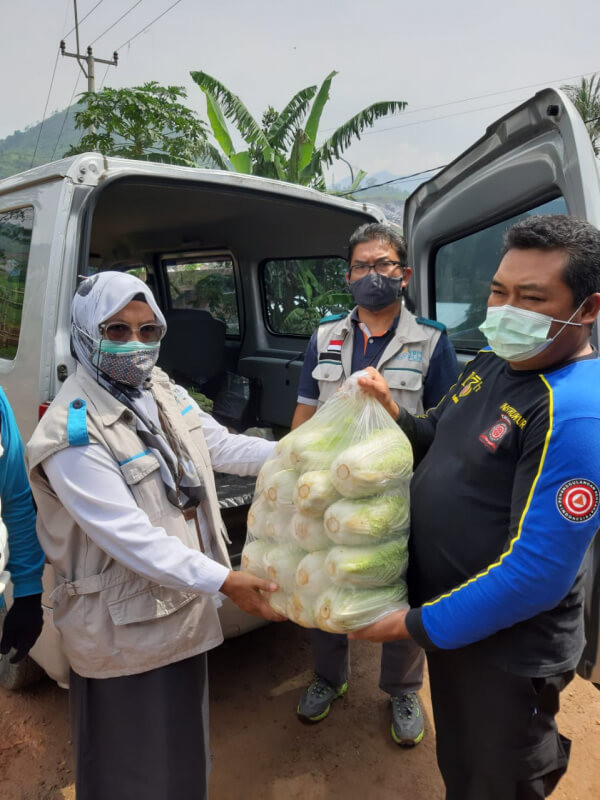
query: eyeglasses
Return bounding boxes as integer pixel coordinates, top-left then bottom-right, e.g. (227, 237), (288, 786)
(99, 322), (166, 344)
(349, 260), (404, 278)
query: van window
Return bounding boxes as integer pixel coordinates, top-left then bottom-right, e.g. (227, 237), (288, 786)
(263, 257), (350, 335)
(0, 206), (33, 360)
(434, 197), (568, 352)
(163, 256), (240, 335)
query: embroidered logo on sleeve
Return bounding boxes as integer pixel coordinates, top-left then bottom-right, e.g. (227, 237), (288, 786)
(327, 339), (344, 352)
(556, 479), (600, 522)
(479, 416), (512, 452)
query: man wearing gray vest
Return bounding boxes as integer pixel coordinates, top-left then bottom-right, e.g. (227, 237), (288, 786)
(293, 223), (458, 745)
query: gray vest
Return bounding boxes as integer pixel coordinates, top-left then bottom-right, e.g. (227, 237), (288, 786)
(314, 307), (443, 414)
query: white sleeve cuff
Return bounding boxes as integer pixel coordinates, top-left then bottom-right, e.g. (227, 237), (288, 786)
(203, 560), (230, 595)
(296, 396), (319, 407)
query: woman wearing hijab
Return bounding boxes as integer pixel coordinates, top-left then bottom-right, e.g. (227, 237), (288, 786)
(26, 272), (283, 800)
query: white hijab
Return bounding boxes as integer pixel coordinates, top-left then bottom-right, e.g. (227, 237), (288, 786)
(70, 272), (204, 508)
(71, 271), (166, 378)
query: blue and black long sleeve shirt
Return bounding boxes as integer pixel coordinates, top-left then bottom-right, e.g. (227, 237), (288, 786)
(0, 388), (44, 598)
(402, 349), (600, 677)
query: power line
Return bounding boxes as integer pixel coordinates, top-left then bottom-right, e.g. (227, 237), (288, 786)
(30, 47), (61, 168)
(90, 0), (143, 46)
(341, 102), (600, 197)
(322, 68), (600, 137)
(116, 0), (185, 51)
(340, 166), (447, 196)
(99, 64), (111, 90)
(360, 98), (522, 137)
(51, 73), (82, 161)
(63, 0), (105, 38)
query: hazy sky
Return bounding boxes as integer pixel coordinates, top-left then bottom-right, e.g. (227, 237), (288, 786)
(3, 0), (600, 183)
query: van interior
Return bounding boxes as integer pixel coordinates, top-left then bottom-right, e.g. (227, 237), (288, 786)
(84, 176), (377, 562)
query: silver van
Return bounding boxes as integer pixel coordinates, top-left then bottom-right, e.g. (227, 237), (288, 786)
(0, 86), (598, 688)
(0, 159), (383, 686)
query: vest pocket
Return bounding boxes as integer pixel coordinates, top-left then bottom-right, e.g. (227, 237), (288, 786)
(107, 584), (197, 626)
(312, 362), (344, 382)
(382, 367), (423, 393)
(119, 451), (161, 484)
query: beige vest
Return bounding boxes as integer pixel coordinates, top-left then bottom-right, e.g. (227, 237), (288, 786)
(314, 308), (443, 414)
(26, 366), (231, 679)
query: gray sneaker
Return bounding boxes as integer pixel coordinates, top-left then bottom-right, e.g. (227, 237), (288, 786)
(296, 675), (348, 722)
(390, 693), (424, 746)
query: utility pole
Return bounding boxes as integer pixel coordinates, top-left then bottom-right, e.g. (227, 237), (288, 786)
(60, 0), (118, 133)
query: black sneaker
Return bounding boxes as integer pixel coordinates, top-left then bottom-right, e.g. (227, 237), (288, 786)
(390, 693), (424, 746)
(296, 675), (348, 722)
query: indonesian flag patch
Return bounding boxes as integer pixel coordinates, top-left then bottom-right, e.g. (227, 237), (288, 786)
(556, 478), (600, 523)
(327, 339), (344, 352)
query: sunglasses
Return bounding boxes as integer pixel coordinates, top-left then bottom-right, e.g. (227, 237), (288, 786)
(99, 322), (166, 344)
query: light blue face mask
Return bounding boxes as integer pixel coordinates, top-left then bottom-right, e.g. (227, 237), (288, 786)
(479, 301), (585, 362)
(98, 340), (160, 354)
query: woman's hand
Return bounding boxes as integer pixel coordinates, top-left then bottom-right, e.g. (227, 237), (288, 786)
(357, 367), (399, 420)
(220, 571), (286, 622)
(347, 609), (410, 642)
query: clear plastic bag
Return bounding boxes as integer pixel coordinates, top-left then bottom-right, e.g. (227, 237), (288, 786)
(241, 371), (413, 632)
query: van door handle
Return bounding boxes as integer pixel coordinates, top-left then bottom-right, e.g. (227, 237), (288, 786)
(285, 353), (304, 369)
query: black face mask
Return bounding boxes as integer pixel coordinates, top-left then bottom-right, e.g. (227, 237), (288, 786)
(348, 272), (403, 311)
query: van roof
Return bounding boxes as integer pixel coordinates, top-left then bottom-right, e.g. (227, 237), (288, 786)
(0, 153), (385, 220)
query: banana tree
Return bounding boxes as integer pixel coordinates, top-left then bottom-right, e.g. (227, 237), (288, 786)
(190, 70), (407, 188)
(562, 74), (600, 156)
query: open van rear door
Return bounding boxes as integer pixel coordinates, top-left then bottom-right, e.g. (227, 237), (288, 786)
(403, 87), (600, 685)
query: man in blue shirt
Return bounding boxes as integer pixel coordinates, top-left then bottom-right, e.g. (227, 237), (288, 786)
(352, 215), (600, 798)
(0, 388), (45, 667)
(293, 223), (458, 746)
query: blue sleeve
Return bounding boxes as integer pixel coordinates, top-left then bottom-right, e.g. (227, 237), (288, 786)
(296, 331), (320, 405)
(0, 389), (44, 597)
(407, 406), (600, 650)
(423, 333), (459, 410)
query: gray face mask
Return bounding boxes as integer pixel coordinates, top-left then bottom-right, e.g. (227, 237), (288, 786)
(348, 272), (403, 311)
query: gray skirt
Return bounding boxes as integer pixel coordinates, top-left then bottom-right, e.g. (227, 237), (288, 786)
(69, 653), (210, 800)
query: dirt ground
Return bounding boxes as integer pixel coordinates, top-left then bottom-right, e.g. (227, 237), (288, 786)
(0, 621), (599, 800)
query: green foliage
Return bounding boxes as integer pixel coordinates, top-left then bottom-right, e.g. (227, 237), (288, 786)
(562, 74), (600, 156)
(65, 82), (218, 167)
(186, 387), (214, 413)
(168, 261), (239, 334)
(263, 257), (353, 335)
(190, 70), (407, 188)
(0, 208), (31, 359)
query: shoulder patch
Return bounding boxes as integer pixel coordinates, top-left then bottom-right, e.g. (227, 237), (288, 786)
(416, 316), (446, 332)
(67, 398), (90, 447)
(556, 479), (599, 522)
(319, 312), (348, 325)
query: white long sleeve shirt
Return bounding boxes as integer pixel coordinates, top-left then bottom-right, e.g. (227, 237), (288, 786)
(43, 392), (276, 595)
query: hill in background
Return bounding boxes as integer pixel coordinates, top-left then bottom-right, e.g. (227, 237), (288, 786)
(0, 106), (80, 179)
(332, 171), (414, 225)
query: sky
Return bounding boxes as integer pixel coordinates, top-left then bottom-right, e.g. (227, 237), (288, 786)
(2, 0), (600, 185)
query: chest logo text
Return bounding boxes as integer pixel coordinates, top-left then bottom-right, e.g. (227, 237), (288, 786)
(452, 371), (483, 404)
